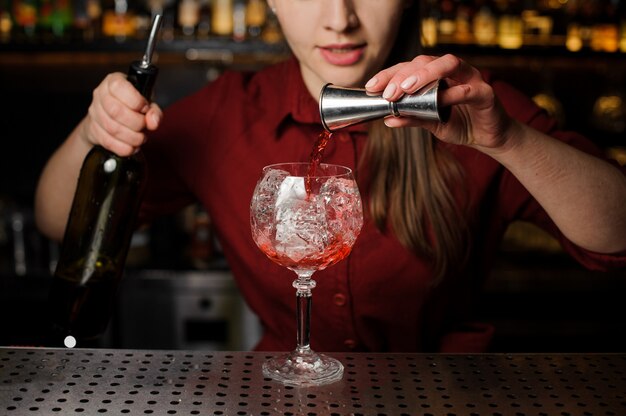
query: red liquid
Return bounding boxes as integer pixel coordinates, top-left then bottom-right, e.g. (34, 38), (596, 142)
(306, 130), (333, 194)
(255, 129), (356, 271)
(258, 239), (352, 271)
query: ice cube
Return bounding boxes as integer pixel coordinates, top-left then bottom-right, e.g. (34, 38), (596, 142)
(251, 168), (289, 229)
(276, 176), (307, 206)
(320, 177), (363, 242)
(274, 197), (328, 263)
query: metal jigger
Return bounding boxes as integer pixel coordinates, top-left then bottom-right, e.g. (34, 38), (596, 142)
(319, 79), (450, 132)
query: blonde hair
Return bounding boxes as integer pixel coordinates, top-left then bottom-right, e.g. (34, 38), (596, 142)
(360, 121), (469, 282)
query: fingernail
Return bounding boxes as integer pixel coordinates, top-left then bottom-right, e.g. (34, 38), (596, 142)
(400, 75), (418, 90)
(152, 113), (160, 125)
(382, 83), (397, 100)
(365, 77), (378, 88)
(383, 117), (396, 128)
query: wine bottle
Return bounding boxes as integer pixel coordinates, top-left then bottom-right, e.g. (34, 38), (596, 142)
(12, 0), (37, 39)
(212, 0), (233, 37)
(245, 0), (266, 39)
(0, 0), (14, 42)
(45, 15), (162, 348)
(178, 0), (200, 37)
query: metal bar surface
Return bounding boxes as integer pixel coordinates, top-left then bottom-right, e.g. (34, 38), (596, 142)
(1, 347), (625, 415)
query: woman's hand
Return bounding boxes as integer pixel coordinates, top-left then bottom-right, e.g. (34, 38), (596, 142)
(365, 54), (517, 152)
(81, 72), (163, 156)
(366, 54), (626, 254)
(35, 72), (163, 240)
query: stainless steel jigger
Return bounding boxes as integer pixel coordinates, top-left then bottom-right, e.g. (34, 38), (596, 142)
(319, 79), (450, 132)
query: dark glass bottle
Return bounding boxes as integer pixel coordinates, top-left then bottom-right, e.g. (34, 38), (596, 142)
(45, 15), (161, 347)
(47, 148), (147, 343)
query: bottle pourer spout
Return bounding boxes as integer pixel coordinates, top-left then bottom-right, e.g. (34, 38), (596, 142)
(140, 14), (163, 69)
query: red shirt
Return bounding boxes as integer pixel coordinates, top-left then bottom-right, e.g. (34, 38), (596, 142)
(141, 57), (626, 353)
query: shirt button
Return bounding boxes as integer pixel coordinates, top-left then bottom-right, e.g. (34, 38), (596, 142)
(344, 339), (356, 349)
(333, 293), (346, 306)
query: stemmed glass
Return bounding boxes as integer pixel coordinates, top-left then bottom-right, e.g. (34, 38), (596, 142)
(250, 162), (363, 386)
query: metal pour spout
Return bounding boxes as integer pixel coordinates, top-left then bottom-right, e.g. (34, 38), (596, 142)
(140, 14), (163, 69)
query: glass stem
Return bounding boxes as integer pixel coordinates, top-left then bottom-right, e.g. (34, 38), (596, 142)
(293, 271), (316, 353)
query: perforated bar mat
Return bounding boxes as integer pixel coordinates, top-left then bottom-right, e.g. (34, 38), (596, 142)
(1, 348), (625, 415)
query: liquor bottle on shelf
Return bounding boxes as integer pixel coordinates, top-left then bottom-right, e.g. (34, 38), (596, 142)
(564, 0), (583, 52)
(454, 2), (473, 44)
(147, 0), (165, 18)
(159, 1), (176, 42)
(102, 0), (136, 41)
(548, 1), (568, 40)
(12, 0), (38, 40)
(133, 1), (153, 40)
(41, 0), (73, 40)
(212, 0), (233, 37)
(56, 0), (73, 38)
(76, 0), (103, 42)
(232, 0), (246, 41)
(473, 0), (497, 46)
(38, 0), (54, 40)
(590, 0), (619, 53)
(178, 0), (200, 37)
(45, 16), (161, 348)
(0, 0), (12, 43)
(497, 0), (523, 49)
(74, 0), (91, 41)
(437, 0), (457, 41)
(573, 1), (597, 51)
(245, 0), (266, 39)
(197, 0), (212, 39)
(521, 1), (554, 47)
(420, 0), (440, 47)
(261, 8), (283, 44)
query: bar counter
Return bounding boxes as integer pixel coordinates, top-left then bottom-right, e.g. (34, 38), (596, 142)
(1, 347), (624, 415)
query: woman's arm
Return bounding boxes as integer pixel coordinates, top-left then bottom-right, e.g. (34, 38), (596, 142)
(365, 54), (626, 254)
(35, 119), (93, 241)
(485, 120), (626, 254)
(34, 72), (162, 241)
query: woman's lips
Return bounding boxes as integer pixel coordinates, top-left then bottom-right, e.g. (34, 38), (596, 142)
(318, 44), (365, 66)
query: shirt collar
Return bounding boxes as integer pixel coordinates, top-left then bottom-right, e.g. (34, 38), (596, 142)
(269, 56), (369, 137)
(287, 56), (321, 125)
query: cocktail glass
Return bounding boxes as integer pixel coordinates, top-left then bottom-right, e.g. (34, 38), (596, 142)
(250, 162), (363, 386)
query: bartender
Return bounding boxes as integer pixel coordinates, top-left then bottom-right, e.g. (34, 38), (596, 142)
(35, 0), (626, 352)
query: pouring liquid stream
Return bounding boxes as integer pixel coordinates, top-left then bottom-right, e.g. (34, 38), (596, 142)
(305, 130), (333, 195)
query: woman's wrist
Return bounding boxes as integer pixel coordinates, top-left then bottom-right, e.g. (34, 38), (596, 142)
(474, 119), (532, 164)
(74, 117), (97, 154)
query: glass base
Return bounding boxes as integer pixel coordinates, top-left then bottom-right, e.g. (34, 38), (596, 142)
(262, 348), (344, 387)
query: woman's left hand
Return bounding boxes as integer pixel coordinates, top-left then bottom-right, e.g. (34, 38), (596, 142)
(366, 54), (626, 254)
(365, 54), (518, 152)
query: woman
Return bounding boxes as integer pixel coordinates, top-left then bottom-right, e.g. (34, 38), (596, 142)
(35, 0), (626, 352)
